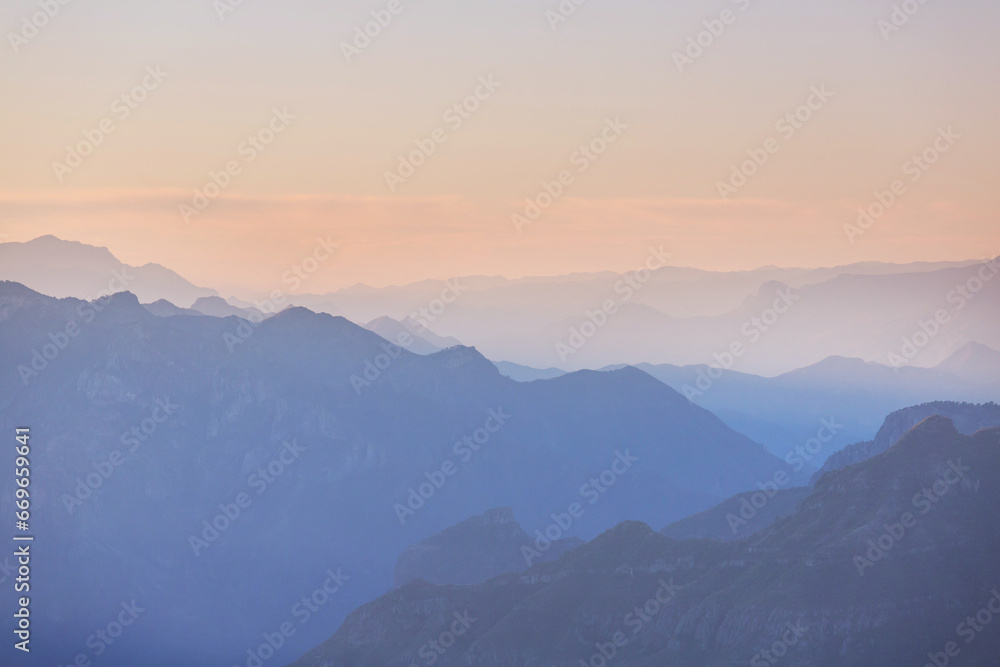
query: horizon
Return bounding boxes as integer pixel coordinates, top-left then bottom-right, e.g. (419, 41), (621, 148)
(4, 233), (999, 297)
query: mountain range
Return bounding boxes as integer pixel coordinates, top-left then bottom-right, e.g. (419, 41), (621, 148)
(0, 280), (796, 666)
(3, 236), (999, 375)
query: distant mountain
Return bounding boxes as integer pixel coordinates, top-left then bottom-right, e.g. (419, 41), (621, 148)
(936, 341), (1000, 385)
(190, 295), (265, 320)
(284, 258), (1000, 374)
(364, 315), (461, 355)
(814, 401), (1000, 481)
(492, 360), (567, 382)
(0, 235), (216, 307)
(285, 417), (1000, 666)
(0, 281), (792, 667)
(394, 507), (581, 587)
(628, 355), (996, 461)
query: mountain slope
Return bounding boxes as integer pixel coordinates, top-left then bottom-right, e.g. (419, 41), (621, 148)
(394, 507), (581, 587)
(285, 417), (1000, 666)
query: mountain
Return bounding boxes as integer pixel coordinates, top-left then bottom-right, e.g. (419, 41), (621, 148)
(0, 235), (216, 307)
(814, 401), (1000, 481)
(0, 281), (793, 667)
(394, 507), (581, 587)
(629, 355), (996, 462)
(5, 236), (997, 376)
(284, 417), (1000, 666)
(363, 315), (461, 355)
(936, 341), (1000, 385)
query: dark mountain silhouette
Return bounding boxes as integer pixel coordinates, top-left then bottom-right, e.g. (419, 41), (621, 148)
(814, 401), (1000, 481)
(284, 417), (1000, 666)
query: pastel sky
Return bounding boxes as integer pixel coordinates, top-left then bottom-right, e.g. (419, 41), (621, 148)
(1, 0), (998, 295)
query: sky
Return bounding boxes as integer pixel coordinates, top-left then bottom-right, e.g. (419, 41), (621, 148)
(1, 0), (998, 295)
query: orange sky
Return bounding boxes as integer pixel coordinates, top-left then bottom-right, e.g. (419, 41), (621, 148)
(1, 0), (998, 295)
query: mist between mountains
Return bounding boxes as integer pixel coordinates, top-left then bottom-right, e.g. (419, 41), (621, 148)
(885, 257), (999, 370)
(554, 246), (672, 364)
(681, 285), (800, 401)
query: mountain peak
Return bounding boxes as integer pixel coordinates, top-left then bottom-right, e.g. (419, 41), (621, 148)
(888, 415), (959, 453)
(937, 341), (1000, 385)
